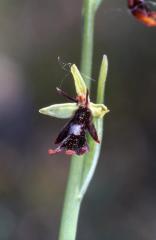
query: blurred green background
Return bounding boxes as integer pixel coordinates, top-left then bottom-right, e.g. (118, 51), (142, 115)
(0, 0), (156, 239)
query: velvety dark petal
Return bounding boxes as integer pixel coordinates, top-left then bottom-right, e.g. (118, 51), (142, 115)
(56, 129), (87, 154)
(55, 121), (72, 144)
(61, 133), (84, 150)
(76, 144), (89, 155)
(49, 87), (102, 156)
(87, 121), (100, 143)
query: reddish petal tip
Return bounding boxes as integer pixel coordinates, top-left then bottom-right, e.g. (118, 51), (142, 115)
(48, 149), (57, 155)
(65, 150), (76, 155)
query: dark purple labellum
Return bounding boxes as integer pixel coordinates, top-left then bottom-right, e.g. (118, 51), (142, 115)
(48, 88), (100, 156)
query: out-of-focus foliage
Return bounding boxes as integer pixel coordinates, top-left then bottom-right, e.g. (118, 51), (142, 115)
(0, 0), (156, 239)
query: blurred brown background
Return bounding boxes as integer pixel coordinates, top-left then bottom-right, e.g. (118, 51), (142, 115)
(0, 0), (156, 239)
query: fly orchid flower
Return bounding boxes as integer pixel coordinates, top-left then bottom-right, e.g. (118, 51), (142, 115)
(39, 64), (109, 155)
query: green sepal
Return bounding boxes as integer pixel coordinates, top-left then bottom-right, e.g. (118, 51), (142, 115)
(90, 102), (109, 118)
(39, 103), (78, 119)
(71, 64), (87, 96)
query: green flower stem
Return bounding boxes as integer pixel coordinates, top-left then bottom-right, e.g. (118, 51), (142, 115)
(58, 156), (84, 240)
(79, 55), (108, 197)
(80, 0), (104, 86)
(58, 1), (105, 240)
(80, 0), (95, 88)
(79, 119), (103, 198)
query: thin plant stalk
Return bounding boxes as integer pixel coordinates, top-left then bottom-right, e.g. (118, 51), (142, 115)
(80, 0), (95, 88)
(58, 155), (83, 240)
(58, 1), (105, 240)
